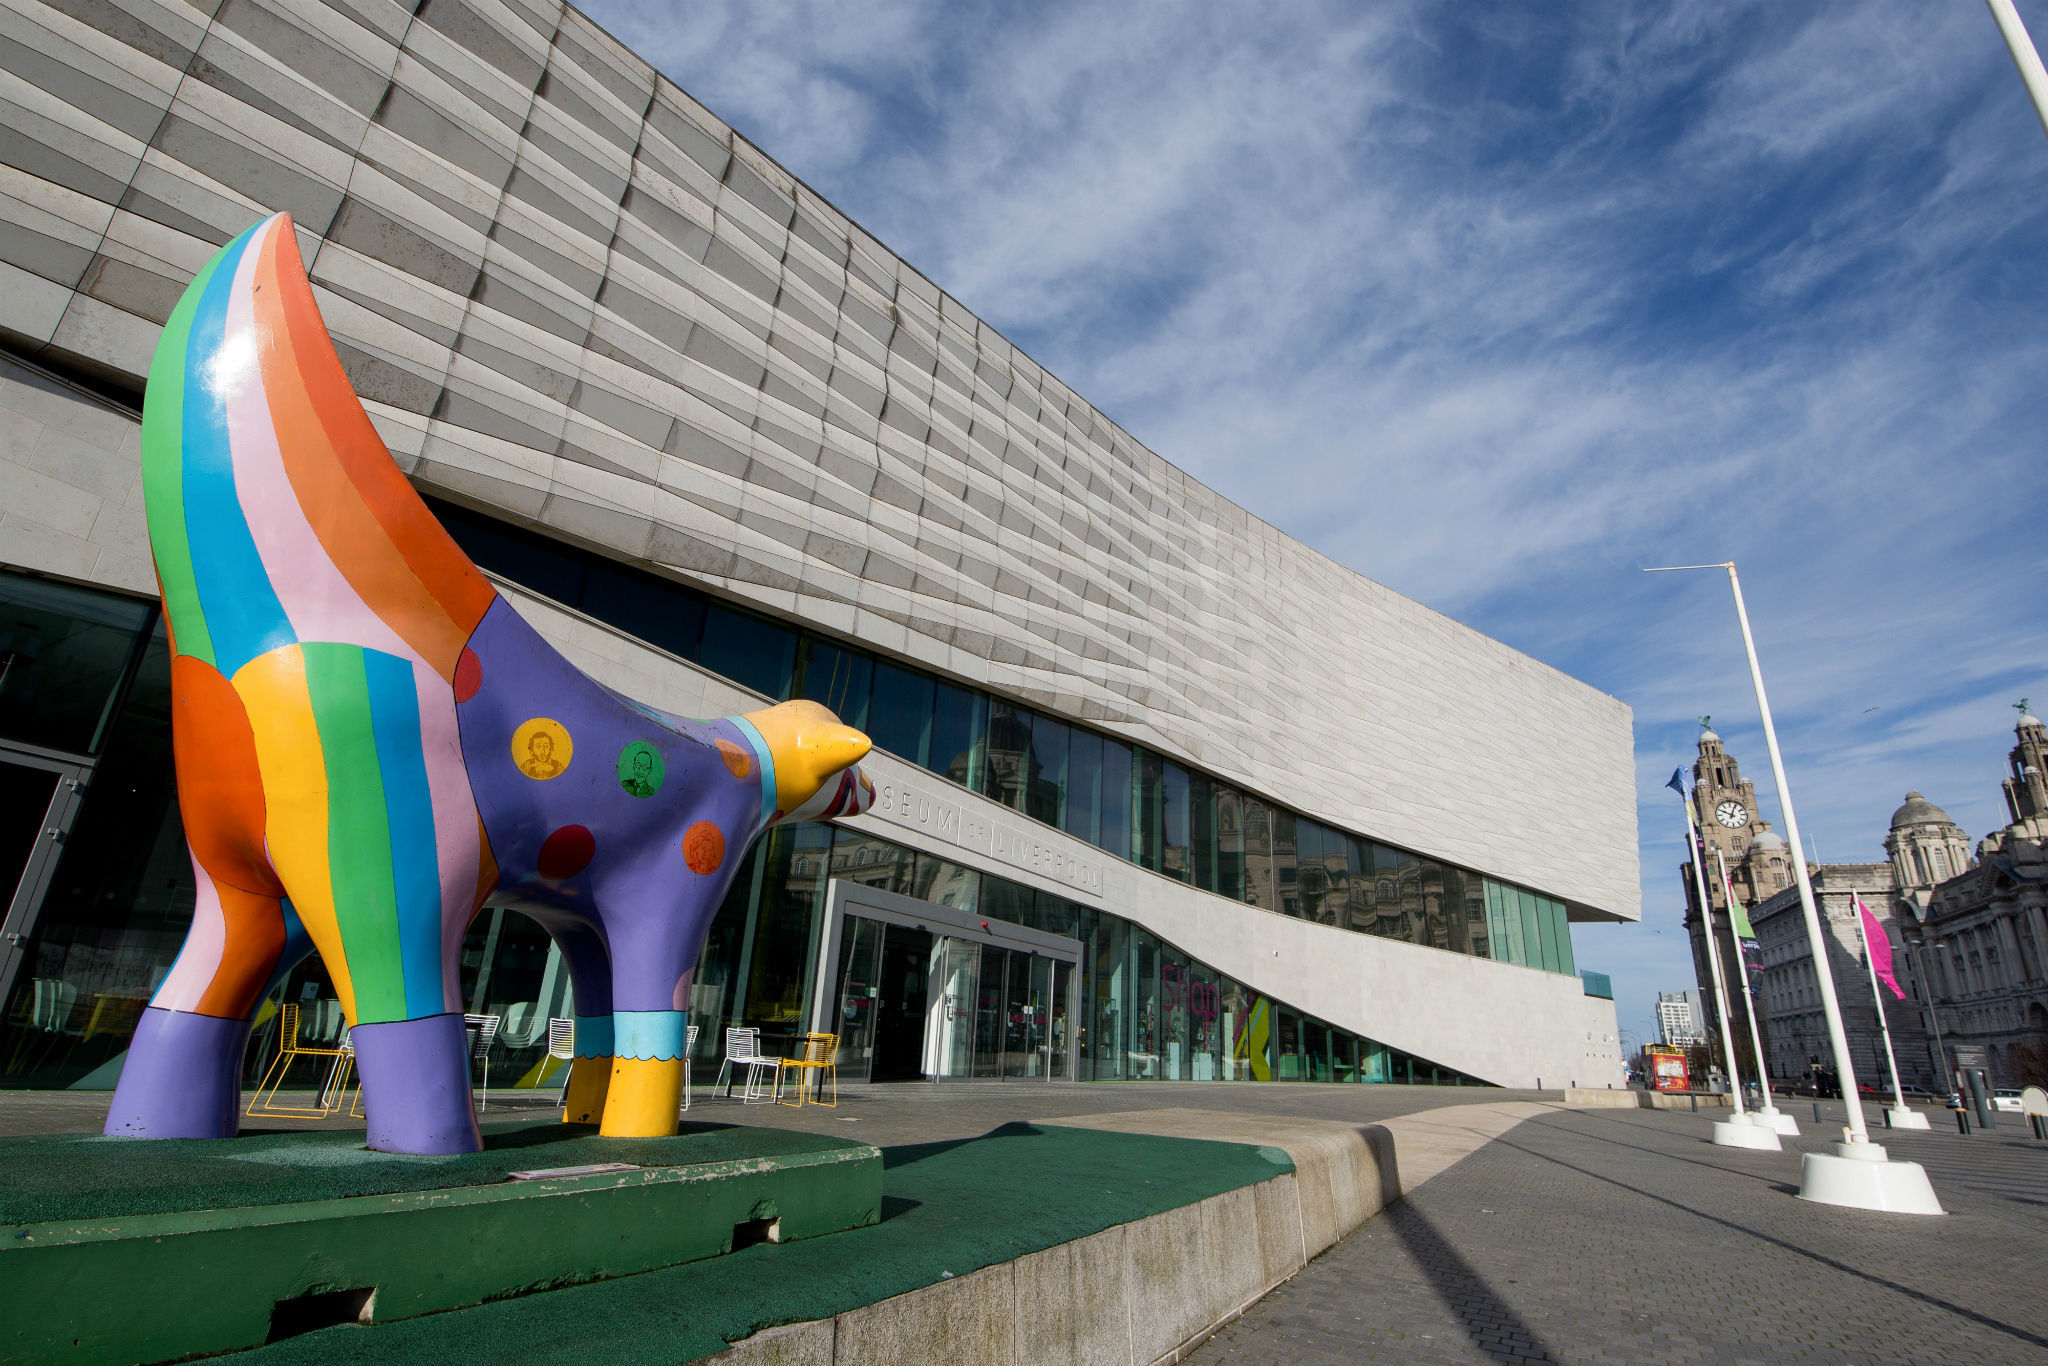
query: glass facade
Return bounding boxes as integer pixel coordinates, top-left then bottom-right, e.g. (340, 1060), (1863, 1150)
(0, 541), (1546, 1094)
(425, 499), (1579, 976)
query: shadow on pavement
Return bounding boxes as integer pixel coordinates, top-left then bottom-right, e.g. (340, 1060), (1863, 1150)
(1498, 1129), (2048, 1355)
(1386, 1200), (1560, 1364)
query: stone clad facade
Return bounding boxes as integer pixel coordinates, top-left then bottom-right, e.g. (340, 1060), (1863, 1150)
(0, 0), (1636, 919)
(1750, 862), (1934, 1092)
(1906, 714), (2048, 1088)
(0, 0), (1636, 1091)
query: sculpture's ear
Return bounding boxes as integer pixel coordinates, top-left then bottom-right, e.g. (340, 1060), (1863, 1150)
(740, 699), (872, 818)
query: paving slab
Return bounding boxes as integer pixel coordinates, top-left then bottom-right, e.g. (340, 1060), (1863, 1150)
(1189, 1105), (2048, 1366)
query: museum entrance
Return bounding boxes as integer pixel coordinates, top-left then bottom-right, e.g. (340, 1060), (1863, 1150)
(813, 880), (1080, 1084)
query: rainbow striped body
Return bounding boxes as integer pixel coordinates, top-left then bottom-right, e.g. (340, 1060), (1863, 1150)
(106, 215), (872, 1153)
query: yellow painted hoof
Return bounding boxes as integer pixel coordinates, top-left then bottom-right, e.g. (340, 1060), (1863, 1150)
(599, 1056), (684, 1137)
(562, 1054), (612, 1124)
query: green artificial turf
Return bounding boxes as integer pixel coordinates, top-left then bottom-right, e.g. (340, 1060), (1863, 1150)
(210, 1122), (1293, 1366)
(0, 1121), (859, 1225)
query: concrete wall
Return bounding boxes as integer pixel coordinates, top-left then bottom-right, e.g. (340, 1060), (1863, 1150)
(0, 0), (1638, 921)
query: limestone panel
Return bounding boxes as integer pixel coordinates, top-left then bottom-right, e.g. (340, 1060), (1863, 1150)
(0, 0), (1639, 919)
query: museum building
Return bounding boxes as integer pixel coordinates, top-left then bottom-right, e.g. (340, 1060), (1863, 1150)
(0, 0), (1637, 1095)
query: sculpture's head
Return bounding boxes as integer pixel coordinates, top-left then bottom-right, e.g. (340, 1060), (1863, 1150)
(739, 699), (876, 826)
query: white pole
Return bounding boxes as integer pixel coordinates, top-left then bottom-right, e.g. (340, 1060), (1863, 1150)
(1682, 795), (1747, 1114)
(1988, 0), (2048, 141)
(1852, 893), (1910, 1114)
(1722, 563), (1870, 1142)
(1715, 848), (1778, 1113)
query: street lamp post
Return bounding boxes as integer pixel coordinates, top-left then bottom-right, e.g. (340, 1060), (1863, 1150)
(1644, 561), (1942, 1215)
(1901, 927), (1952, 1095)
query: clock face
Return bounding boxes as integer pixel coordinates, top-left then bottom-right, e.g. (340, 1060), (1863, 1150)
(1715, 800), (1749, 829)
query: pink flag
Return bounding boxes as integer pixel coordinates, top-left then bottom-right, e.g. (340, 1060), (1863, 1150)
(1856, 895), (1906, 1000)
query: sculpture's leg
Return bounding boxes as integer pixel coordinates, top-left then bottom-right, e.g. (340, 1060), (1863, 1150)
(353, 1013), (482, 1154)
(231, 643), (491, 1154)
(518, 911), (615, 1125)
(600, 1009), (689, 1137)
(562, 1015), (613, 1124)
(105, 853), (301, 1138)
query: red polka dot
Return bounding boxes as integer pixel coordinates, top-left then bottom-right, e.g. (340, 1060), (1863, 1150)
(683, 821), (725, 875)
(537, 825), (595, 879)
(453, 648), (482, 703)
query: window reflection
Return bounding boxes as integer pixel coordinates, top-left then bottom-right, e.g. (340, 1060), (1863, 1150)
(0, 572), (152, 756)
(426, 494), (1580, 987)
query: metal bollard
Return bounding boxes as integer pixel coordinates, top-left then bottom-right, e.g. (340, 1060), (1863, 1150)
(1883, 1108), (1892, 1130)
(1813, 1102), (1823, 1123)
(1690, 1095), (1698, 1113)
(1955, 1109), (1971, 1135)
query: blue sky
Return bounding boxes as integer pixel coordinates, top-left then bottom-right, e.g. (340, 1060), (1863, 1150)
(584, 0), (2048, 1050)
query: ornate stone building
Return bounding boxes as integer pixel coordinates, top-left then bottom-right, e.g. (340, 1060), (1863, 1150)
(1904, 709), (2048, 1089)
(1749, 857), (1933, 1091)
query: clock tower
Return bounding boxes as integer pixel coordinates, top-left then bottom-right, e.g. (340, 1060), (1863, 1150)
(1678, 718), (1783, 1082)
(1687, 718), (1780, 910)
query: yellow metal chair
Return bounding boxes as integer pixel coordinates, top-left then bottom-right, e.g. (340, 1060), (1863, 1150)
(246, 1002), (353, 1118)
(775, 1032), (839, 1109)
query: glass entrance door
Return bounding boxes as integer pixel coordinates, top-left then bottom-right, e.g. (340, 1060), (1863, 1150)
(1049, 959), (1072, 1078)
(970, 945), (1009, 1078)
(0, 751), (88, 1030)
(829, 915), (885, 1084)
(869, 923), (932, 1082)
(1003, 952), (1049, 1077)
(924, 936), (978, 1079)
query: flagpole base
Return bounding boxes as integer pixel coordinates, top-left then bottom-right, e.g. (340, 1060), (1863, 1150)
(1798, 1140), (1943, 1215)
(1885, 1106), (1931, 1131)
(1712, 1118), (1781, 1150)
(1746, 1106), (1800, 1136)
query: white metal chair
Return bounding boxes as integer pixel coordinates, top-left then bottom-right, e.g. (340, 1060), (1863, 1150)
(679, 1023), (701, 1113)
(499, 1001), (546, 1048)
(545, 1017), (575, 1114)
(714, 1026), (776, 1104)
(463, 1012), (501, 1111)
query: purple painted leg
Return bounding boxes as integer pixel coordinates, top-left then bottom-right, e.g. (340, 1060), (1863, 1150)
(103, 1007), (253, 1138)
(353, 1012), (482, 1154)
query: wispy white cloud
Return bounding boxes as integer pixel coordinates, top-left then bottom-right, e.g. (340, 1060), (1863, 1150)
(585, 0), (2048, 1045)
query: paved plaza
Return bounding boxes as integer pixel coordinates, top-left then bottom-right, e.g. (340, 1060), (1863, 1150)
(1192, 1105), (2048, 1366)
(6, 1084), (2042, 1364)
(0, 1079), (1549, 1146)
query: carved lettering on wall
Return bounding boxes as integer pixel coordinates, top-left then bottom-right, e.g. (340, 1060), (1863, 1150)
(862, 778), (1106, 900)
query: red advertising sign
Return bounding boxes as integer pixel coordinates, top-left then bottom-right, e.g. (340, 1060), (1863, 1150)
(1647, 1047), (1689, 1093)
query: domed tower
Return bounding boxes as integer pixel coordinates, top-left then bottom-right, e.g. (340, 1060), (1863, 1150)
(1885, 791), (1972, 889)
(2001, 701), (2048, 839)
(1744, 828), (1793, 897)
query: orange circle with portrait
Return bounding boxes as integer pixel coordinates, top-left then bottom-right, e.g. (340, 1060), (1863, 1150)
(715, 738), (752, 778)
(683, 821), (726, 875)
(511, 718), (572, 780)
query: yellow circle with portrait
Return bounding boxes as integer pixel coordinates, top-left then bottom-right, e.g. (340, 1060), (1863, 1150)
(511, 718), (572, 780)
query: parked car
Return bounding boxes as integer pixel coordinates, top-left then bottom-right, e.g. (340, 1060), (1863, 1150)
(1993, 1088), (2023, 1113)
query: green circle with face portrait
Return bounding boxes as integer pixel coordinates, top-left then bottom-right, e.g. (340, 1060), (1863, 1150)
(617, 741), (665, 799)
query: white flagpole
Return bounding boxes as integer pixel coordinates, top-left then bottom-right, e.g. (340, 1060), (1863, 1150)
(1715, 848), (1782, 1119)
(1719, 564), (1871, 1142)
(1645, 561), (1940, 1210)
(1988, 0), (2048, 140)
(1852, 893), (1910, 1114)
(1682, 795), (1747, 1116)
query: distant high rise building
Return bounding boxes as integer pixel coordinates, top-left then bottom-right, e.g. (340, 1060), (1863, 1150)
(1656, 989), (1706, 1047)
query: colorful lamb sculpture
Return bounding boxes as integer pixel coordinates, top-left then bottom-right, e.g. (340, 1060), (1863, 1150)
(103, 213), (873, 1154)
